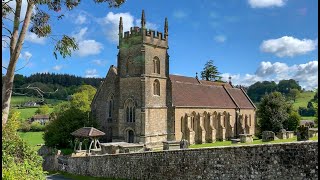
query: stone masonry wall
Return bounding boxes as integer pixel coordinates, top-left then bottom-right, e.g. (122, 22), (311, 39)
(63, 141), (318, 180)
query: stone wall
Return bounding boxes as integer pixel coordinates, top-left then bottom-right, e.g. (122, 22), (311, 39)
(61, 141), (318, 180)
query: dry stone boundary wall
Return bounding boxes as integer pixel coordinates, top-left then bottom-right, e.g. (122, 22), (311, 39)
(61, 141), (318, 180)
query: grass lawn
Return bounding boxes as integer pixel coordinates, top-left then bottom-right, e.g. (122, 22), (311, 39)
(301, 116), (316, 120)
(11, 96), (65, 106)
(18, 131), (44, 150)
(13, 107), (54, 121)
(293, 91), (316, 110)
(190, 135), (318, 149)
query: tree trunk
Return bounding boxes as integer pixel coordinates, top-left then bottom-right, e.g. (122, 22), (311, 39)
(2, 1), (34, 127)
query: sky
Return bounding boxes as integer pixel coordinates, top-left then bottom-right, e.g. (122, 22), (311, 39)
(2, 0), (318, 90)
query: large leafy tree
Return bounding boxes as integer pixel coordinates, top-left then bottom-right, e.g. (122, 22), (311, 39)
(200, 60), (221, 81)
(247, 81), (278, 102)
(257, 92), (291, 132)
(44, 85), (97, 148)
(2, 0), (125, 127)
(277, 79), (301, 95)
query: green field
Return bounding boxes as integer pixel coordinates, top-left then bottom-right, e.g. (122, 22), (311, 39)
(190, 136), (318, 149)
(13, 107), (54, 120)
(11, 96), (64, 106)
(293, 91), (316, 110)
(18, 132), (44, 150)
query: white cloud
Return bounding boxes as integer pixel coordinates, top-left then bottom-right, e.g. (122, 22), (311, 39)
(173, 10), (188, 19)
(100, 12), (158, 43)
(248, 0), (287, 8)
(73, 27), (103, 57)
(75, 14), (86, 25)
(22, 51), (32, 60)
(214, 35), (227, 43)
(25, 32), (46, 44)
(92, 59), (107, 66)
(222, 60), (318, 90)
(134, 19), (158, 30)
(260, 36), (317, 57)
(101, 12), (134, 43)
(53, 65), (63, 71)
(85, 69), (99, 77)
(78, 40), (103, 57)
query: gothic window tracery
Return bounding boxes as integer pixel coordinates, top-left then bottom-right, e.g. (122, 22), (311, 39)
(125, 99), (135, 122)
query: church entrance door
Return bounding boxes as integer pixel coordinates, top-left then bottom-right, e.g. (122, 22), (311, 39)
(128, 130), (134, 143)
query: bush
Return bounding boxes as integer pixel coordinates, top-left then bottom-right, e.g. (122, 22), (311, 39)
(19, 121), (31, 132)
(30, 121), (46, 131)
(284, 111), (301, 131)
(2, 111), (46, 180)
(298, 107), (316, 116)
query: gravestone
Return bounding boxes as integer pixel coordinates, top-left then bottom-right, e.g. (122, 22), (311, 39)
(262, 131), (276, 142)
(297, 125), (309, 141)
(180, 139), (189, 149)
(277, 129), (287, 139)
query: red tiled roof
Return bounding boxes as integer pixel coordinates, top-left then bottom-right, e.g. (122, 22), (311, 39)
(71, 127), (105, 137)
(226, 88), (255, 109)
(169, 74), (255, 109)
(33, 114), (50, 119)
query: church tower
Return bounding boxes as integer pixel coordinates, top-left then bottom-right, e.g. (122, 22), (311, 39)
(116, 10), (169, 146)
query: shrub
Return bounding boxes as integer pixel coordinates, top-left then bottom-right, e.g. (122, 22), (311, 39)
(298, 107), (316, 116)
(19, 121), (31, 132)
(284, 111), (301, 131)
(30, 121), (46, 132)
(2, 111), (46, 180)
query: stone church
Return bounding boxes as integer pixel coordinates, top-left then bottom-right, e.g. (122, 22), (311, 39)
(91, 11), (256, 147)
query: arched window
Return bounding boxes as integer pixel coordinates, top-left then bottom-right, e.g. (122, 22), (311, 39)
(153, 79), (160, 96)
(125, 99), (135, 122)
(153, 57), (160, 74)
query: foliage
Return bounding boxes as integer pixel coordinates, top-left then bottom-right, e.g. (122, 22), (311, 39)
(288, 89), (300, 102)
(44, 85), (98, 149)
(19, 121), (32, 132)
(2, 111), (46, 180)
(35, 105), (50, 115)
(298, 107), (316, 117)
(200, 60), (221, 81)
(283, 111), (301, 131)
(30, 121), (46, 132)
(247, 81), (277, 102)
(257, 92), (291, 132)
(277, 79), (301, 95)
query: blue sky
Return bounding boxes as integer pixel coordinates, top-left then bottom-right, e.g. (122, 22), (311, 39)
(2, 0), (318, 90)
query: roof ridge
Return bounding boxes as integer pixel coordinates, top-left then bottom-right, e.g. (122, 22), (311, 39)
(240, 87), (256, 109)
(223, 85), (240, 109)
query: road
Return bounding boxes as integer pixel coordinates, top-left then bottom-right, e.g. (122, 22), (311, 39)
(46, 174), (72, 180)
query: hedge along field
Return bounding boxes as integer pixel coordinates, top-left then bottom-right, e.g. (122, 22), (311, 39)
(11, 96), (65, 106)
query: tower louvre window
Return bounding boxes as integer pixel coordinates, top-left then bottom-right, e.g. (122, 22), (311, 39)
(153, 79), (160, 96)
(153, 57), (160, 74)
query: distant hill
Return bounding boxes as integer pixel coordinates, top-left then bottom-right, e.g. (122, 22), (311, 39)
(12, 73), (103, 101)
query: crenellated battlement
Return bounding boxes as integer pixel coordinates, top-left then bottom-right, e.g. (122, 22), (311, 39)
(119, 10), (168, 48)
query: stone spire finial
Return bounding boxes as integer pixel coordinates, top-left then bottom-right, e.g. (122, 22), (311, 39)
(164, 17), (168, 37)
(119, 17), (123, 38)
(141, 10), (146, 28)
(228, 76), (232, 84)
(195, 72), (198, 79)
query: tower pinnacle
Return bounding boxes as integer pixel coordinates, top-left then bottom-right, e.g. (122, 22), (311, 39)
(164, 17), (168, 38)
(141, 10), (146, 28)
(119, 17), (123, 39)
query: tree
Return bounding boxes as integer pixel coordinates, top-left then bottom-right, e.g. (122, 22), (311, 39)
(200, 60), (221, 81)
(283, 111), (301, 131)
(247, 81), (277, 102)
(44, 85), (97, 148)
(277, 79), (301, 95)
(257, 92), (290, 132)
(288, 88), (300, 102)
(35, 104), (50, 114)
(2, 0), (125, 127)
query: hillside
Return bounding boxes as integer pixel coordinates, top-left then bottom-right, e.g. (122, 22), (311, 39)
(293, 91), (317, 120)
